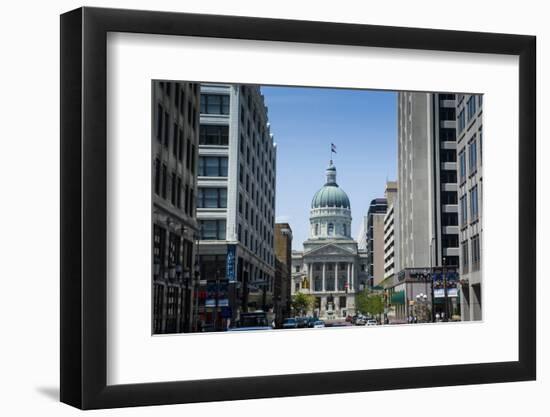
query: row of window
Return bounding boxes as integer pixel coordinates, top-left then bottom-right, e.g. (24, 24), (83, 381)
(154, 158), (195, 216)
(461, 234), (481, 272)
(458, 131), (482, 182)
(458, 95), (482, 135)
(153, 225), (194, 271)
(155, 103), (196, 170)
(459, 184), (480, 226)
(158, 81), (198, 129)
(200, 94), (230, 115)
(312, 276), (349, 292)
(237, 223), (274, 266)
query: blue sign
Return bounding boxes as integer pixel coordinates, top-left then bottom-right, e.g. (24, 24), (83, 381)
(227, 244), (236, 282)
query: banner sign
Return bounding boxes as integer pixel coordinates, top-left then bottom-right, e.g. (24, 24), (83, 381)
(226, 244), (237, 282)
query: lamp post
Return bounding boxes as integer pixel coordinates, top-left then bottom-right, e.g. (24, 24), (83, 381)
(415, 293), (429, 323)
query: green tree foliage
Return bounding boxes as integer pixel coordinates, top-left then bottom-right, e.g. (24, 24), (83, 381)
(355, 290), (384, 317)
(292, 292), (315, 316)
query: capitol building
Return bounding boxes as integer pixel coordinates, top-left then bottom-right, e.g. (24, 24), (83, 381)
(291, 160), (366, 319)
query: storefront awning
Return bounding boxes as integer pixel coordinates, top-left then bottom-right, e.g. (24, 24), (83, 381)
(390, 291), (405, 305)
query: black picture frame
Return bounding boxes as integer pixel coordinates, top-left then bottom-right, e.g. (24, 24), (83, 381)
(60, 6), (536, 410)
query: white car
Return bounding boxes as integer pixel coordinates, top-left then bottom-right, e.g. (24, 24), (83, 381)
(366, 319), (378, 326)
(313, 320), (325, 328)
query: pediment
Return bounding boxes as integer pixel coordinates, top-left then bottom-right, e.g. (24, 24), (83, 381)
(304, 242), (356, 258)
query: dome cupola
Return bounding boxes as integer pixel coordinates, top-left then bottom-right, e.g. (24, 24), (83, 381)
(311, 161), (351, 209)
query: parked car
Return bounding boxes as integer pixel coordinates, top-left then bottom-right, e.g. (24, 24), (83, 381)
(354, 317), (367, 326)
(313, 320), (325, 328)
(282, 318), (298, 329)
(228, 312), (272, 331)
(295, 317), (308, 328)
(366, 319), (378, 326)
(307, 317), (318, 328)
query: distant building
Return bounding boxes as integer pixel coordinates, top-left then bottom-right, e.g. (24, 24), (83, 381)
(366, 198), (388, 287)
(383, 181), (398, 281)
(456, 94), (483, 321)
(274, 223), (293, 326)
(291, 160), (358, 319)
(152, 80), (201, 334)
(196, 84), (277, 330)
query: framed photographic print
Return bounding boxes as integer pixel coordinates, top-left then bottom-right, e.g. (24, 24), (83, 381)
(60, 6), (536, 410)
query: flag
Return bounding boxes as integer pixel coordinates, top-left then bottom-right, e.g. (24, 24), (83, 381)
(331, 143), (337, 153)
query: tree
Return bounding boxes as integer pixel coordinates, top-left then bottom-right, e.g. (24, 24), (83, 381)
(292, 293), (315, 316)
(355, 290), (384, 318)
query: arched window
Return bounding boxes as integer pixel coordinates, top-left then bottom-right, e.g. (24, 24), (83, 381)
(342, 223), (347, 236)
(328, 223), (334, 236)
(314, 223), (319, 235)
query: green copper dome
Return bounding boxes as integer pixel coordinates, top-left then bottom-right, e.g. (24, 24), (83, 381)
(311, 185), (351, 209)
(311, 161), (351, 209)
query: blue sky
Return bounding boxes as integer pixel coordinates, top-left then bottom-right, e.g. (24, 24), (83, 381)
(261, 86), (397, 250)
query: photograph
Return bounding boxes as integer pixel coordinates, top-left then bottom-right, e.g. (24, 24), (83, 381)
(151, 81), (483, 334)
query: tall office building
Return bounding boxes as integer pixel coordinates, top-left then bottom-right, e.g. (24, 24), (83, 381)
(196, 84), (277, 329)
(456, 94), (483, 321)
(274, 223), (293, 326)
(385, 92), (460, 320)
(152, 81), (201, 334)
(383, 181), (398, 281)
(396, 92), (459, 271)
(366, 198), (388, 287)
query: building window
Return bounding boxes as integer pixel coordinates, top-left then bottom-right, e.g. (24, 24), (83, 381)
(314, 277), (322, 292)
(200, 94), (230, 115)
(314, 223), (319, 236)
(199, 125), (229, 145)
(339, 296), (347, 308)
(156, 104), (163, 141)
(459, 150), (466, 183)
(440, 149), (457, 162)
(169, 173), (176, 205)
(440, 128), (456, 141)
(172, 124), (178, 156)
(238, 194), (243, 214)
(471, 234), (481, 270)
(460, 195), (468, 225)
(442, 234), (458, 248)
(337, 276), (346, 291)
(198, 156), (228, 177)
(153, 224), (166, 271)
(441, 191), (457, 204)
(442, 212), (458, 226)
(468, 138), (477, 174)
(328, 223), (334, 236)
(163, 112), (170, 146)
(467, 96), (477, 121)
(176, 177), (182, 209)
(197, 188), (227, 208)
(177, 131), (184, 162)
(461, 240), (469, 272)
(342, 224), (347, 236)
(458, 109), (465, 133)
(161, 164), (168, 199)
(168, 232), (181, 268)
(441, 170), (457, 183)
(469, 185), (479, 221)
(295, 265), (300, 272)
(154, 158), (161, 195)
(199, 220), (226, 240)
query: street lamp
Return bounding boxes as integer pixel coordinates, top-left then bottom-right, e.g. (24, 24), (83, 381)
(415, 293), (429, 323)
